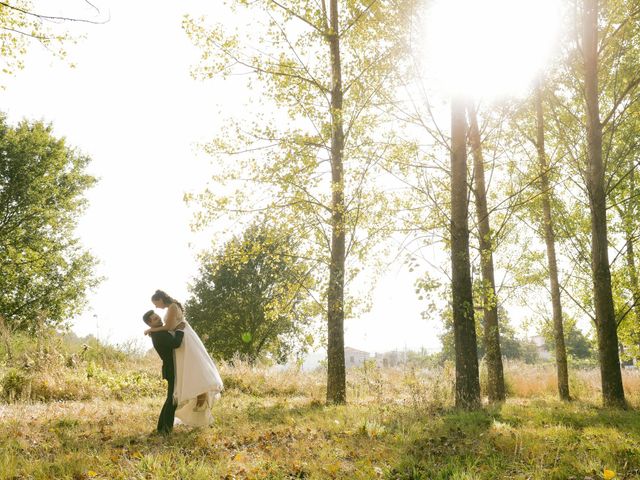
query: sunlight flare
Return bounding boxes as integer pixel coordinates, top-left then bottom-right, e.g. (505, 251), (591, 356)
(424, 0), (561, 99)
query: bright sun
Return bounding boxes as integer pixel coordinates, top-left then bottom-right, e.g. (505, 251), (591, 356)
(424, 0), (561, 99)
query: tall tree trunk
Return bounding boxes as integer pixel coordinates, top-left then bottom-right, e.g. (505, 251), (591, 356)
(623, 168), (640, 325)
(616, 165), (640, 354)
(450, 97), (481, 409)
(583, 0), (626, 407)
(534, 80), (570, 401)
(466, 105), (505, 403)
(625, 237), (640, 326)
(326, 0), (347, 405)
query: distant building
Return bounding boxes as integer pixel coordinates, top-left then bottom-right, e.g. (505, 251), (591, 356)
(375, 350), (408, 368)
(344, 346), (370, 368)
(529, 335), (553, 361)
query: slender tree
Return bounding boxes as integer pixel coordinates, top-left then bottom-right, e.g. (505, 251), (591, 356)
(533, 80), (571, 401)
(450, 98), (481, 409)
(466, 104), (505, 403)
(582, 0), (625, 407)
(613, 159), (640, 358)
(185, 0), (409, 404)
(324, 0), (347, 404)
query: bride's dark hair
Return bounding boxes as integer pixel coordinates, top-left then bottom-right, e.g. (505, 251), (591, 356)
(151, 289), (184, 312)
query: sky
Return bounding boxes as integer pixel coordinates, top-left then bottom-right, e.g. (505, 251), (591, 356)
(1, 0), (442, 355)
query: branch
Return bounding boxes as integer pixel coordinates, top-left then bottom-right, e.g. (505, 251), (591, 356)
(0, 1), (109, 24)
(340, 0), (379, 38)
(269, 0), (323, 34)
(617, 293), (640, 328)
(601, 75), (640, 127)
(559, 281), (595, 322)
(598, 6), (640, 55)
(0, 25), (50, 40)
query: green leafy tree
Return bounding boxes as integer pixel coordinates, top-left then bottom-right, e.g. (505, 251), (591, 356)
(186, 223), (319, 364)
(449, 98), (481, 409)
(540, 316), (594, 361)
(467, 103), (505, 402)
(0, 116), (99, 331)
(184, 0), (412, 403)
(536, 0), (640, 406)
(438, 304), (539, 365)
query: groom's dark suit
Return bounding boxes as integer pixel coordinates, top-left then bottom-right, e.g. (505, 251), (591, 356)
(150, 330), (184, 434)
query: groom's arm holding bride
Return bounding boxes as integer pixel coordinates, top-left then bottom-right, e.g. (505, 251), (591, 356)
(153, 329), (184, 349)
(144, 303), (185, 335)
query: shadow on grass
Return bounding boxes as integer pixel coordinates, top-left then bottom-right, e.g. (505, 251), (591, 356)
(386, 401), (640, 480)
(497, 399), (640, 436)
(386, 407), (500, 480)
(242, 398), (326, 423)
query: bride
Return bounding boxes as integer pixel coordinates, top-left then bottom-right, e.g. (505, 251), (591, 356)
(144, 289), (224, 426)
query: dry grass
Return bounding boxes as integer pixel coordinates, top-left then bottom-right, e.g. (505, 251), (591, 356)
(3, 335), (639, 409)
(2, 383), (639, 479)
(503, 362), (640, 405)
(2, 337), (640, 478)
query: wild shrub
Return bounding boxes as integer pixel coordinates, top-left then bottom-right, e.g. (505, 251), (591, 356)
(1, 367), (31, 401)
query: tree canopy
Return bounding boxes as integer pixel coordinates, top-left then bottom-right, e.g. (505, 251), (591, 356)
(185, 223), (319, 364)
(0, 115), (99, 331)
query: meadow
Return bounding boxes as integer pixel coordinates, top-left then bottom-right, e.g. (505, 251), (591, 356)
(1, 334), (639, 479)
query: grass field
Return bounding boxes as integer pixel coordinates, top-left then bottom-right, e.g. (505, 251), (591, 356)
(1, 337), (639, 479)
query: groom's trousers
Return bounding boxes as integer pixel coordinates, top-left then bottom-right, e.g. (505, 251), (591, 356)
(150, 330), (184, 434)
(157, 373), (176, 434)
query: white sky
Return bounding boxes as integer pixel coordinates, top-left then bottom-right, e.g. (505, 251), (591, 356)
(1, 0), (441, 355)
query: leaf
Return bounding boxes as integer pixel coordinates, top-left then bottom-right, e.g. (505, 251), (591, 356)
(233, 452), (248, 462)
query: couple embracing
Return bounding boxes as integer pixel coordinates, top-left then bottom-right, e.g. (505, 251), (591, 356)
(142, 290), (224, 435)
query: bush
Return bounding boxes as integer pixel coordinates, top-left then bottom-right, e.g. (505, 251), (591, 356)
(29, 371), (96, 402)
(1, 368), (31, 401)
(0, 330), (164, 402)
(86, 361), (163, 400)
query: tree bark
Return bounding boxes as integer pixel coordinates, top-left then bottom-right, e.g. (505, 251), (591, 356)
(583, 0), (626, 407)
(615, 165), (640, 354)
(623, 168), (640, 325)
(325, 0), (347, 405)
(450, 97), (481, 409)
(534, 80), (570, 401)
(466, 105), (505, 403)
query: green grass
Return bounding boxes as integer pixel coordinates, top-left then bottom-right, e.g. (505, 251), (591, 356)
(1, 392), (638, 479)
(1, 334), (639, 479)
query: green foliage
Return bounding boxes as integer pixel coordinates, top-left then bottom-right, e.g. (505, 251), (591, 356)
(436, 304), (540, 365)
(0, 367), (28, 401)
(186, 223), (319, 364)
(0, 116), (99, 331)
(183, 0), (416, 322)
(0, 330), (164, 402)
(0, 1), (75, 79)
(85, 361), (162, 401)
(539, 315), (595, 361)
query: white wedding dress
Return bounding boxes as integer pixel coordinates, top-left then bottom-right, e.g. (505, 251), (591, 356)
(170, 312), (224, 427)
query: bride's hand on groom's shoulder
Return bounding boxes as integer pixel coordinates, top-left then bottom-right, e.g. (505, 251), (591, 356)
(144, 328), (152, 336)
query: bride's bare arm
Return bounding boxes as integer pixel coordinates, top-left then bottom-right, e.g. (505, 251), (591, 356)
(144, 304), (182, 334)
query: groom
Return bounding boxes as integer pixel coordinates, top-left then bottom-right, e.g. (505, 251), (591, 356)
(142, 310), (184, 435)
